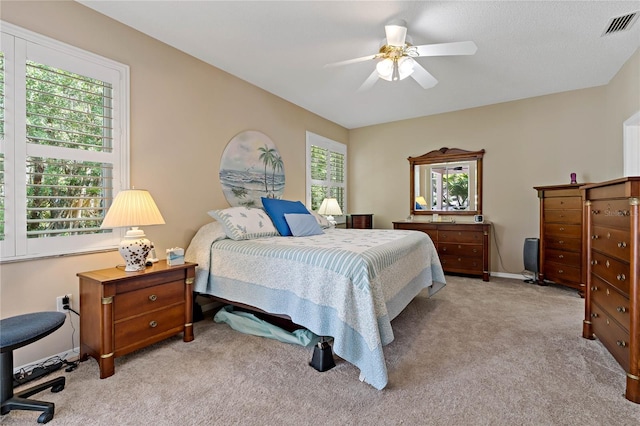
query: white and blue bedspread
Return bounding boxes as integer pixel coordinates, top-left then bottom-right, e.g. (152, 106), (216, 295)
(185, 222), (446, 390)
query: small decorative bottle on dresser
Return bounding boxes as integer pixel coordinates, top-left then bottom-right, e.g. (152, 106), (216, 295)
(582, 177), (639, 404)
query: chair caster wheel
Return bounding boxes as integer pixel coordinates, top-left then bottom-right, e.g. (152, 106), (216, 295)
(37, 411), (54, 424)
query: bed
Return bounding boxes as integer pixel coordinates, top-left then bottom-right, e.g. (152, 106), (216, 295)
(185, 205), (445, 390)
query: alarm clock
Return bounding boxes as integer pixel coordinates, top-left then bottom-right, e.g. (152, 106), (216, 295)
(474, 214), (484, 223)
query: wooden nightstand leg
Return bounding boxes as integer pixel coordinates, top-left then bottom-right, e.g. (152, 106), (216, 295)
(184, 277), (194, 342)
(99, 295), (115, 378)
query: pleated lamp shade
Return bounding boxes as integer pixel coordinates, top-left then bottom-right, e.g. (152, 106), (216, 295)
(101, 189), (165, 271)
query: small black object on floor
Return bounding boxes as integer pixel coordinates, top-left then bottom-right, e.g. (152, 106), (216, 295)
(309, 340), (336, 372)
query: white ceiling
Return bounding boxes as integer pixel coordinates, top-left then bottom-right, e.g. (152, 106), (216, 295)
(78, 1), (640, 129)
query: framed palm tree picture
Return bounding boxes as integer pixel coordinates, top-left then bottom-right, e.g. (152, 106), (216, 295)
(219, 130), (285, 207)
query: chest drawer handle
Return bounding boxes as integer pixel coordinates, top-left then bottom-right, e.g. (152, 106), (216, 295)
(149, 320), (158, 328)
(559, 227), (565, 231)
(617, 274), (626, 281)
(616, 306), (628, 313)
(591, 209), (600, 215)
(618, 210), (630, 217)
(617, 241), (627, 248)
(558, 254), (564, 259)
(558, 269), (564, 274)
(591, 235), (599, 240)
(558, 240), (564, 244)
(616, 340), (628, 348)
(590, 313), (599, 318)
(442, 247), (447, 252)
(591, 286), (598, 292)
(473, 248), (478, 253)
(149, 294), (157, 302)
(590, 260), (598, 265)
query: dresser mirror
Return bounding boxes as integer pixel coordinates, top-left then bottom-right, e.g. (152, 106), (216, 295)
(409, 147), (485, 216)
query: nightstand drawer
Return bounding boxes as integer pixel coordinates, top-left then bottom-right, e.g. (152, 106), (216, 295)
(115, 304), (185, 352)
(439, 255), (483, 274)
(114, 280), (185, 321)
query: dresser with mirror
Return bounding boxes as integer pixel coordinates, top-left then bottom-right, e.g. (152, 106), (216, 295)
(393, 147), (491, 281)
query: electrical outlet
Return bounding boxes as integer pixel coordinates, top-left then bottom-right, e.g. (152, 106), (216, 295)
(56, 294), (72, 312)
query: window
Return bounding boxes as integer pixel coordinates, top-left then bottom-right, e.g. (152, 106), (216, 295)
(1, 22), (129, 261)
(305, 131), (346, 216)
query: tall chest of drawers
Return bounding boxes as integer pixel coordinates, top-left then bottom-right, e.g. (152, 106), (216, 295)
(582, 177), (639, 404)
(392, 221), (491, 281)
(534, 184), (585, 291)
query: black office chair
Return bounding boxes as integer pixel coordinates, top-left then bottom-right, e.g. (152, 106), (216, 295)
(1, 312), (66, 424)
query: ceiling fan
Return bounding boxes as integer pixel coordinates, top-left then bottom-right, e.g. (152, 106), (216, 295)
(325, 19), (477, 91)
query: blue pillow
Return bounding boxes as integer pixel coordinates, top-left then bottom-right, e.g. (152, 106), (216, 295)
(284, 213), (324, 237)
(261, 198), (311, 236)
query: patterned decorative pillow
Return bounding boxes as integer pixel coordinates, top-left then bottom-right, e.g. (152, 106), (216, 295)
(309, 210), (334, 229)
(207, 207), (279, 240)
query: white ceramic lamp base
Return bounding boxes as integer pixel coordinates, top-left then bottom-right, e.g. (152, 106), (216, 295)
(119, 227), (152, 272)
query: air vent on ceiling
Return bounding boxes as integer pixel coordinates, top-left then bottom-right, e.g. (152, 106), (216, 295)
(602, 12), (638, 36)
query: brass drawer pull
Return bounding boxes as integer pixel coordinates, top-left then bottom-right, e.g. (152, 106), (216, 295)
(591, 313), (599, 318)
(591, 286), (598, 291)
(618, 241), (627, 248)
(590, 260), (598, 265)
(558, 255), (564, 259)
(559, 227), (565, 231)
(616, 306), (628, 313)
(558, 240), (564, 244)
(149, 294), (157, 302)
(592, 209), (600, 215)
(616, 340), (628, 348)
(591, 235), (599, 240)
(558, 269), (564, 274)
(617, 274), (626, 281)
(149, 321), (158, 328)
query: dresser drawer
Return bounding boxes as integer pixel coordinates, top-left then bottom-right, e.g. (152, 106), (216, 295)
(438, 243), (482, 258)
(544, 261), (581, 284)
(438, 230), (483, 244)
(115, 304), (185, 353)
(544, 197), (582, 210)
(590, 226), (631, 262)
(591, 304), (630, 372)
(543, 223), (581, 239)
(544, 210), (582, 224)
(114, 280), (185, 321)
(590, 199), (632, 230)
(590, 251), (630, 296)
(544, 236), (581, 252)
(545, 249), (581, 267)
(439, 255), (483, 274)
(590, 275), (630, 331)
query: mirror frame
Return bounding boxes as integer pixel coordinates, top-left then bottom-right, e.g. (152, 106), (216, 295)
(409, 147), (485, 216)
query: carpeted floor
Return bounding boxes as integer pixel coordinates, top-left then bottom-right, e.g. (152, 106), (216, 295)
(2, 276), (639, 425)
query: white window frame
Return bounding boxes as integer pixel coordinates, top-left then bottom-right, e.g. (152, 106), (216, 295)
(0, 22), (130, 262)
(305, 131), (347, 216)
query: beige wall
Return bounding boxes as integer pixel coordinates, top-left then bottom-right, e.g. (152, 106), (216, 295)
(350, 49), (640, 277)
(0, 1), (348, 366)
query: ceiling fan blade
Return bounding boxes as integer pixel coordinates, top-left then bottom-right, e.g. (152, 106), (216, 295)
(324, 54), (378, 68)
(385, 21), (408, 47)
(414, 41), (478, 57)
(357, 70), (380, 92)
(410, 63), (438, 89)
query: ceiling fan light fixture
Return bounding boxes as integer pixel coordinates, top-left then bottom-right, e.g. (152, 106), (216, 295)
(376, 58), (394, 81)
(397, 57), (414, 80)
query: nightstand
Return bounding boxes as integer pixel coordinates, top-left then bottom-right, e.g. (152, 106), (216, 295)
(77, 260), (196, 378)
(346, 214), (373, 229)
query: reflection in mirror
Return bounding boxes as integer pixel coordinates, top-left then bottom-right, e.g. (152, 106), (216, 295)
(409, 147), (484, 216)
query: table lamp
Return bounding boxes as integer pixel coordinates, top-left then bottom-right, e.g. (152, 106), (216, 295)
(100, 189), (166, 271)
(318, 198), (343, 224)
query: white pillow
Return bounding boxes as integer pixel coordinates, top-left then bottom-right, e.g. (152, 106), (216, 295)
(309, 210), (333, 229)
(208, 207), (278, 240)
